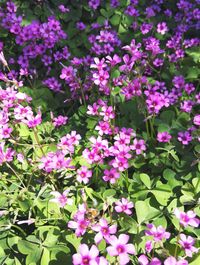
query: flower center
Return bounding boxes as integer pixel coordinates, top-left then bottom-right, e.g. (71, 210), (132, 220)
(82, 256), (90, 265)
(117, 245), (125, 253)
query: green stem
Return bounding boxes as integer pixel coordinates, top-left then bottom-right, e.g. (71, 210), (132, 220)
(33, 127), (45, 156)
(80, 83), (87, 108)
(6, 163), (26, 188)
(174, 225), (181, 258)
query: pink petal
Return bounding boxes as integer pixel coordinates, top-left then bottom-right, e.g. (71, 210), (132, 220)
(109, 224), (117, 234)
(188, 218), (199, 227)
(164, 257), (177, 265)
(119, 234), (129, 244)
(72, 253), (82, 265)
(107, 246), (118, 256)
(119, 253), (130, 265)
(94, 232), (103, 245)
(79, 244), (89, 256)
(99, 218), (108, 227)
(126, 244), (135, 255)
(68, 221), (78, 229)
(89, 245), (99, 258)
(138, 255), (149, 265)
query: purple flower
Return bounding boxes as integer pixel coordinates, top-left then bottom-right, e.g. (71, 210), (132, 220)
(180, 100), (194, 113)
(88, 0), (100, 10)
(131, 138), (146, 155)
(90, 58), (107, 71)
(76, 22), (86, 31)
(58, 5), (69, 13)
(93, 70), (109, 86)
(177, 131), (192, 145)
(107, 234), (135, 265)
(194, 114), (200, 126)
(179, 234), (198, 257)
(174, 208), (199, 227)
(157, 22), (168, 35)
(140, 23), (153, 34)
(157, 132), (172, 143)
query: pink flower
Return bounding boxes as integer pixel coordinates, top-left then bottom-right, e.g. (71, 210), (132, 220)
(95, 121), (112, 136)
(87, 103), (100, 116)
(106, 54), (121, 67)
(0, 51), (8, 66)
(77, 166), (92, 184)
(115, 198), (134, 215)
(25, 110), (42, 128)
(58, 131), (81, 154)
(0, 124), (12, 139)
(90, 57), (107, 71)
(114, 132), (131, 145)
(68, 217), (89, 237)
(157, 22), (168, 35)
(52, 115), (68, 127)
(99, 106), (115, 121)
(145, 240), (153, 253)
(50, 189), (73, 208)
(164, 257), (188, 265)
(72, 244), (99, 265)
(93, 70), (109, 86)
(82, 148), (101, 164)
(60, 66), (75, 81)
(179, 234), (198, 257)
(39, 151), (73, 172)
(0, 142), (15, 165)
(107, 234), (135, 265)
(138, 255), (161, 265)
(157, 132), (172, 143)
(193, 114), (200, 126)
(102, 168), (120, 184)
(17, 153), (25, 163)
(131, 138), (146, 155)
(112, 157), (129, 172)
(92, 218), (117, 244)
(174, 208), (199, 227)
(145, 224), (170, 242)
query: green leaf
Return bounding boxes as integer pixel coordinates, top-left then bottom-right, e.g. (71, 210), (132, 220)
(190, 253), (200, 265)
(151, 184), (172, 206)
(65, 234), (81, 251)
(135, 199), (160, 224)
(18, 240), (38, 255)
(40, 248), (50, 265)
(103, 189), (116, 198)
(140, 173), (151, 189)
(110, 14), (121, 26)
(26, 248), (42, 265)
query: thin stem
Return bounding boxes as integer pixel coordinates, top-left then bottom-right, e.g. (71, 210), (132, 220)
(33, 127), (45, 156)
(80, 83), (87, 108)
(6, 163), (26, 188)
(174, 225), (181, 258)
